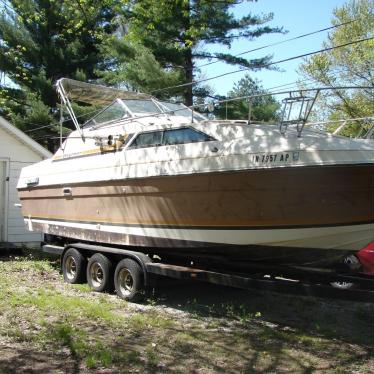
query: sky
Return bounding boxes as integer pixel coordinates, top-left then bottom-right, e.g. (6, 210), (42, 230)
(200, 0), (349, 97)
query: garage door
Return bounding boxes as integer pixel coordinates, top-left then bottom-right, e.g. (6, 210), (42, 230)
(0, 161), (6, 241)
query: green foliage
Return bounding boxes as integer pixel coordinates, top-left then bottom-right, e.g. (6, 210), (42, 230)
(9, 93), (57, 145)
(215, 75), (280, 121)
(101, 0), (283, 104)
(0, 0), (119, 149)
(100, 40), (184, 98)
(0, 0), (282, 148)
(299, 0), (374, 127)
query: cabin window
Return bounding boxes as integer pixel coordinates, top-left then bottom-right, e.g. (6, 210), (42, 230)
(163, 128), (214, 145)
(128, 131), (163, 149)
(128, 127), (215, 149)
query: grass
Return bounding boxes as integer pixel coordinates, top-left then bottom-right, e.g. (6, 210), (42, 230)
(0, 256), (373, 373)
(0, 258), (176, 371)
(8, 288), (124, 324)
(258, 325), (331, 351)
(71, 283), (91, 293)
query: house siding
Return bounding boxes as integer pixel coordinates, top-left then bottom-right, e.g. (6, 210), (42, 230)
(0, 126), (49, 245)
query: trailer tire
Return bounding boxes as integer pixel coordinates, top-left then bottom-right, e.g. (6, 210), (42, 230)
(114, 259), (144, 302)
(330, 281), (356, 290)
(87, 253), (113, 292)
(62, 248), (87, 284)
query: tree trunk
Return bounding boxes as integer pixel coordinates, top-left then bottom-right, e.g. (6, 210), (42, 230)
(183, 0), (193, 107)
(185, 48), (193, 106)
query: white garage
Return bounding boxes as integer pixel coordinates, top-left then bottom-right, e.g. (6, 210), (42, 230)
(0, 116), (52, 246)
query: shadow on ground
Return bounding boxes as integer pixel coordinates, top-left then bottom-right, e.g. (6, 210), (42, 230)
(150, 276), (374, 347)
(0, 345), (80, 374)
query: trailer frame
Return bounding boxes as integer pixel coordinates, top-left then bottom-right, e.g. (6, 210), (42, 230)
(42, 242), (374, 303)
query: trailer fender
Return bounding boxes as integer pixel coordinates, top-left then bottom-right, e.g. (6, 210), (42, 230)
(357, 242), (374, 276)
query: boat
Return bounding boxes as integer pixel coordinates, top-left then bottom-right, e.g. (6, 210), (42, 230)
(17, 78), (374, 272)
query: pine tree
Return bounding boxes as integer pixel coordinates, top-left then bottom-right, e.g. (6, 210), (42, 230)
(101, 0), (283, 105)
(0, 0), (118, 149)
(214, 75), (280, 121)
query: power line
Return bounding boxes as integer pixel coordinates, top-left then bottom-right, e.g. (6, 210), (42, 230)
(151, 36), (374, 94)
(10, 69), (352, 135)
(265, 68), (348, 93)
(246, 70), (345, 96)
(195, 19), (357, 70)
(30, 78), (333, 137)
(8, 54), (371, 135)
(24, 122), (60, 133)
(216, 86), (372, 107)
(97, 85), (373, 131)
(24, 77), (322, 138)
(207, 76), (319, 101)
(211, 67), (349, 99)
(24, 71), (344, 135)
(24, 107), (103, 133)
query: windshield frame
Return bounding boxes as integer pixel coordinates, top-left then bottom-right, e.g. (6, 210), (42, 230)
(84, 97), (207, 130)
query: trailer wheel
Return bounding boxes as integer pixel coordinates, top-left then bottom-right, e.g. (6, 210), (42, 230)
(62, 248), (86, 284)
(87, 253), (113, 292)
(330, 281), (356, 290)
(114, 259), (144, 302)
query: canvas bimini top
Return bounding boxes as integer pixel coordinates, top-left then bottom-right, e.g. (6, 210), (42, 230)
(56, 78), (207, 134)
(57, 78), (152, 105)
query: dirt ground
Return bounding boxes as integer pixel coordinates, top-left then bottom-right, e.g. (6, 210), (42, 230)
(0, 252), (373, 373)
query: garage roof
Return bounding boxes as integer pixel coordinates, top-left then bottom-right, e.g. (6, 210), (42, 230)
(0, 116), (52, 159)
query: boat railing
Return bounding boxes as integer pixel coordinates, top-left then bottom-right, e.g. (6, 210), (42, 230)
(279, 90), (320, 137)
(56, 79), (373, 143)
(212, 86), (372, 137)
(305, 117), (374, 139)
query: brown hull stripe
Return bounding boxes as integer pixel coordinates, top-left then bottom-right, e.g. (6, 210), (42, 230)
(19, 164), (374, 228)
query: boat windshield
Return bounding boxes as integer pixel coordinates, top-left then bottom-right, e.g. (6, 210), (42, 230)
(160, 101), (206, 122)
(85, 101), (127, 127)
(84, 98), (206, 128)
(122, 99), (162, 115)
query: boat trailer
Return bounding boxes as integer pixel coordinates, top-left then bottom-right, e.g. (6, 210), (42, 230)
(43, 242), (374, 303)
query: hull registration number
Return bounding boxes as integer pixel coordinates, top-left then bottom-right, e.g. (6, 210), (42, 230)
(252, 152), (299, 163)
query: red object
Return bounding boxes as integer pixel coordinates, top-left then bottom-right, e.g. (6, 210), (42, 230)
(357, 242), (374, 275)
